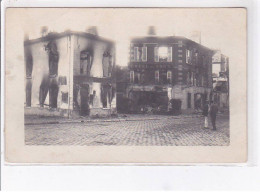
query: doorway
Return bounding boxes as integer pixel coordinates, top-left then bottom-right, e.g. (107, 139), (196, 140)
(80, 84), (90, 116)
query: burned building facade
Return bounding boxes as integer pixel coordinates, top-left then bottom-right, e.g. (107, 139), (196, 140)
(126, 30), (214, 113)
(24, 29), (116, 117)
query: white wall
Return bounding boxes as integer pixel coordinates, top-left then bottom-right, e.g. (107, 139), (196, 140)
(73, 34), (115, 77)
(26, 35), (72, 109)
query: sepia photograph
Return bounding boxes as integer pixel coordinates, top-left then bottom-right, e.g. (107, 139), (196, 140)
(4, 7), (246, 163)
(23, 10), (229, 146)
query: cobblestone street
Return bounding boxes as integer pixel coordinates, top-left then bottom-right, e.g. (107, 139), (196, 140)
(25, 114), (229, 146)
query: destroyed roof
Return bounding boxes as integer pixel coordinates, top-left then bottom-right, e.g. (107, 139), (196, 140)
(24, 30), (115, 46)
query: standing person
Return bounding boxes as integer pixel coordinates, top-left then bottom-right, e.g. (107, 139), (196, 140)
(210, 101), (219, 130)
(202, 100), (209, 129)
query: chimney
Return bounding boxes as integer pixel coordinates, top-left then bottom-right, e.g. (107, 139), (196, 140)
(148, 26), (156, 36)
(40, 26), (48, 37)
(86, 26), (98, 36)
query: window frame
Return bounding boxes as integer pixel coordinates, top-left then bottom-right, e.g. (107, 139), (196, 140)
(155, 70), (160, 83)
(142, 46), (147, 62)
(130, 71), (135, 83)
(61, 92), (69, 104)
(167, 70), (172, 84)
(134, 47), (138, 61)
(155, 46), (173, 62)
(154, 47), (159, 62)
(186, 49), (191, 64)
(167, 47), (172, 62)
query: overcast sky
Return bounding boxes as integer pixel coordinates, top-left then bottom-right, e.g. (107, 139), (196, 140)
(13, 8), (246, 67)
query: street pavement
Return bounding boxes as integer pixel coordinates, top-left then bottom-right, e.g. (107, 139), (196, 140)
(25, 114), (230, 146)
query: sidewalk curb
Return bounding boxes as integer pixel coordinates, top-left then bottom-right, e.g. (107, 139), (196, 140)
(24, 114), (227, 126)
(24, 117), (161, 126)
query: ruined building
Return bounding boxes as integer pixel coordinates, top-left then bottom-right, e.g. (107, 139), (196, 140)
(212, 50), (229, 109)
(24, 28), (116, 117)
(126, 27), (215, 113)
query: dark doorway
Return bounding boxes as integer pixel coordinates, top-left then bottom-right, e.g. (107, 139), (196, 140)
(194, 93), (202, 110)
(49, 79), (59, 108)
(80, 84), (90, 116)
(26, 80), (32, 107)
(187, 93), (191, 108)
(39, 78), (49, 107)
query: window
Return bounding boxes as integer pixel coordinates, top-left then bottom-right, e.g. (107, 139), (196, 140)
(142, 47), (147, 61)
(46, 41), (59, 77)
(103, 51), (112, 77)
(158, 47), (168, 62)
(154, 47), (172, 62)
(167, 71), (172, 84)
(187, 72), (191, 85)
(61, 92), (68, 103)
(130, 71), (134, 83)
(194, 52), (199, 63)
(58, 76), (67, 85)
(155, 70), (159, 83)
(134, 47), (138, 61)
(186, 49), (192, 64)
(178, 41), (183, 48)
(134, 72), (141, 84)
(154, 47), (159, 62)
(187, 93), (191, 108)
(201, 76), (204, 87)
(80, 50), (93, 75)
(167, 47), (172, 62)
(133, 46), (147, 62)
(191, 72), (194, 85)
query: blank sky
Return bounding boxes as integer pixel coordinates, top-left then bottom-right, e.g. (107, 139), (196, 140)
(13, 8), (246, 66)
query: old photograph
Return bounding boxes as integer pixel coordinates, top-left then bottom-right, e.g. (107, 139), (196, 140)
(5, 8), (246, 163)
(23, 10), (229, 146)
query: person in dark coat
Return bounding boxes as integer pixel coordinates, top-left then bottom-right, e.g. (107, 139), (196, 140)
(209, 101), (219, 130)
(202, 101), (209, 128)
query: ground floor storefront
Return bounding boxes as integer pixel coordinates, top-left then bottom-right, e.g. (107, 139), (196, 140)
(24, 76), (117, 118)
(72, 76), (117, 117)
(124, 84), (212, 114)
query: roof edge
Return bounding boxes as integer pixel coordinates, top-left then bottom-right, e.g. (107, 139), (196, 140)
(24, 30), (115, 46)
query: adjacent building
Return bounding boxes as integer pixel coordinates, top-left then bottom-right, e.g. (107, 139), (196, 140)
(24, 28), (116, 117)
(126, 27), (215, 113)
(212, 51), (229, 109)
